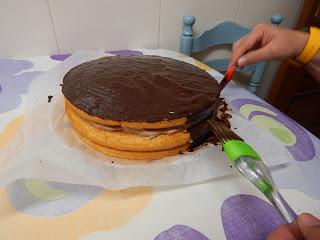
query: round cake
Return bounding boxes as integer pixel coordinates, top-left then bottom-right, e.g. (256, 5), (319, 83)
(62, 55), (221, 160)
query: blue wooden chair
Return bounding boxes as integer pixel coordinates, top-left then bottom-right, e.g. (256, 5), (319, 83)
(180, 15), (283, 93)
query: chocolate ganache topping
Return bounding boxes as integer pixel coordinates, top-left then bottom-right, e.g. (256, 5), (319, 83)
(62, 55), (220, 122)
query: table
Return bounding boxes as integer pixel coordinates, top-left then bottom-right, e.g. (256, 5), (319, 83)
(0, 49), (319, 240)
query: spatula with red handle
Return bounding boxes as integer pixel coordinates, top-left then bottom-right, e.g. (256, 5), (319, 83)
(219, 65), (236, 90)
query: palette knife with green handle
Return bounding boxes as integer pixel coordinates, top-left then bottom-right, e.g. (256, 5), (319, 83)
(224, 140), (297, 223)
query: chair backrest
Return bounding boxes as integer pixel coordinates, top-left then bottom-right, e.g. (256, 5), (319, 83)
(180, 15), (283, 94)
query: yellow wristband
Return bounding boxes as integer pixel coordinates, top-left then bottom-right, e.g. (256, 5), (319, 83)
(295, 27), (320, 65)
(289, 59), (303, 67)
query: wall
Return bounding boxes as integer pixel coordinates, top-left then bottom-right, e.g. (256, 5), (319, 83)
(0, 0), (304, 98)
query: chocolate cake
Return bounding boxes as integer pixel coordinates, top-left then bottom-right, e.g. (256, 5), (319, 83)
(62, 55), (222, 160)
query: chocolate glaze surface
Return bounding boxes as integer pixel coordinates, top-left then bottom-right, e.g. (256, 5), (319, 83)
(62, 55), (220, 122)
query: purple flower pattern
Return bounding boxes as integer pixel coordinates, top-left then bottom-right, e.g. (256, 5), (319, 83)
(50, 54), (71, 61)
(155, 225), (209, 240)
(231, 99), (315, 161)
(106, 50), (143, 56)
(221, 194), (285, 240)
(0, 59), (43, 113)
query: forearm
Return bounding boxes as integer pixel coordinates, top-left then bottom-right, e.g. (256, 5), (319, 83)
(306, 50), (320, 83)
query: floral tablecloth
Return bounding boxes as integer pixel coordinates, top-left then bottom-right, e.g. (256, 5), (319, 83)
(0, 49), (319, 240)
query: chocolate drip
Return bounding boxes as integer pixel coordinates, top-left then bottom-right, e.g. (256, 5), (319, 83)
(62, 55), (220, 123)
(188, 99), (231, 151)
(188, 120), (214, 150)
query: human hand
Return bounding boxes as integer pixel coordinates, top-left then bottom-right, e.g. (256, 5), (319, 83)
(229, 24), (309, 68)
(267, 213), (320, 240)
